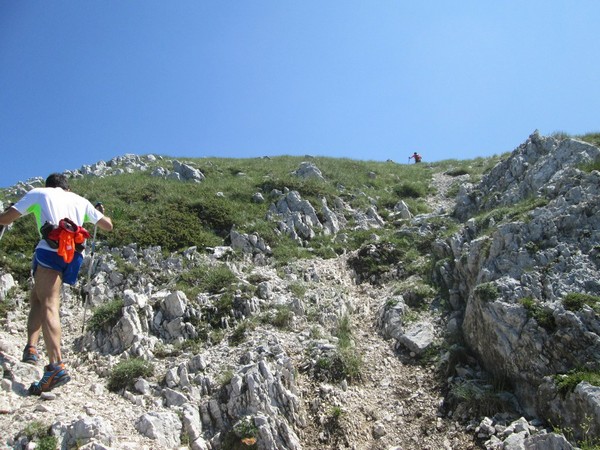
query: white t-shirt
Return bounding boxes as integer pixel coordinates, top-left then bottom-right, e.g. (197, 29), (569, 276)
(13, 187), (104, 252)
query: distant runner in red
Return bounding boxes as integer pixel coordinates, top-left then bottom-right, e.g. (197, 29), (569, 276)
(409, 152), (422, 163)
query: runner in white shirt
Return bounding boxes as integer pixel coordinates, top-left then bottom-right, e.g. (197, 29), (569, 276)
(0, 173), (113, 395)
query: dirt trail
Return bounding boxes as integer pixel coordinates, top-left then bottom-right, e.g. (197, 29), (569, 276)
(295, 254), (478, 450)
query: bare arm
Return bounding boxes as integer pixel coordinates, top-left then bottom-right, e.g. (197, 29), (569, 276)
(0, 207), (22, 226)
(92, 202), (113, 232)
(96, 216), (113, 232)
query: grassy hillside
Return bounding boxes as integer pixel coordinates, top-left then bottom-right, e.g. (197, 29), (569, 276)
(0, 154), (504, 283)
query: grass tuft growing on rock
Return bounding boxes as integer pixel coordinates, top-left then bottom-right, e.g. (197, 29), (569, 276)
(519, 297), (556, 332)
(555, 369), (600, 396)
(474, 282), (499, 302)
(20, 421), (57, 450)
(562, 293), (600, 313)
(87, 298), (124, 332)
(107, 358), (154, 393)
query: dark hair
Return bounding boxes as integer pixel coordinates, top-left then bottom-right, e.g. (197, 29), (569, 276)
(45, 173), (69, 190)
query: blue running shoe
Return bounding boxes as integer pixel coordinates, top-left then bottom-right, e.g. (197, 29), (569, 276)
(28, 361), (71, 395)
(22, 345), (39, 365)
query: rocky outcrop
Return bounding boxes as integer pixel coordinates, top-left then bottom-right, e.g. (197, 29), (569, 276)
(172, 160), (206, 182)
(293, 162), (325, 181)
(454, 131), (600, 221)
(435, 131), (600, 437)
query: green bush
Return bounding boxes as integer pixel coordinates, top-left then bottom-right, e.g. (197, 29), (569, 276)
(179, 264), (239, 296)
(21, 421), (57, 450)
(474, 282), (499, 302)
(271, 305), (293, 329)
(0, 298), (10, 320)
(394, 182), (426, 199)
(314, 348), (363, 383)
(221, 416), (259, 450)
(519, 297), (556, 332)
(449, 380), (507, 417)
(107, 358), (154, 392)
(201, 265), (238, 294)
(288, 282), (307, 298)
(335, 314), (353, 349)
(87, 299), (124, 332)
(555, 370), (600, 396)
(444, 168), (470, 177)
(229, 320), (255, 346)
(563, 293), (600, 312)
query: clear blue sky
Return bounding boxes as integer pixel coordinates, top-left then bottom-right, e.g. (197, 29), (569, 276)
(1, 1), (599, 188)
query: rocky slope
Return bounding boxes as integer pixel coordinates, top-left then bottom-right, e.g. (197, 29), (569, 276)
(0, 134), (597, 449)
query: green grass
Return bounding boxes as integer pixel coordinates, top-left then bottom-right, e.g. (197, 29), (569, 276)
(310, 313), (364, 383)
(555, 369), (600, 396)
(563, 293), (600, 313)
(519, 296), (556, 332)
(21, 421), (57, 450)
(0, 153), (507, 279)
(474, 282), (499, 302)
(449, 380), (508, 417)
(260, 304), (294, 330)
(87, 299), (125, 332)
(229, 319), (255, 346)
(473, 197), (549, 234)
(0, 298), (11, 320)
(576, 132), (600, 148)
(107, 358), (154, 392)
(176, 263), (239, 299)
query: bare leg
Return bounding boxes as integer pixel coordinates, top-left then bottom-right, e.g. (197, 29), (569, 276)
(27, 288), (43, 348)
(29, 266), (63, 364)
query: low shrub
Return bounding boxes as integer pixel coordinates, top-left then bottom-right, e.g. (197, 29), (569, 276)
(200, 265), (238, 294)
(555, 369), (600, 396)
(107, 358), (154, 392)
(474, 283), (499, 302)
(271, 305), (293, 329)
(221, 416), (259, 450)
(229, 320), (255, 346)
(87, 299), (124, 332)
(563, 293), (600, 312)
(394, 182), (427, 199)
(21, 421), (57, 450)
(519, 297), (556, 332)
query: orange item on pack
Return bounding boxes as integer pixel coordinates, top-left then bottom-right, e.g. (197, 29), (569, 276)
(47, 218), (91, 263)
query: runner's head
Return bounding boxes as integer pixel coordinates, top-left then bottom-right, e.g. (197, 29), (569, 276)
(45, 173), (69, 190)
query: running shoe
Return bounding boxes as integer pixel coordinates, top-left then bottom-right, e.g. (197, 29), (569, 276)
(22, 345), (39, 365)
(28, 361), (71, 395)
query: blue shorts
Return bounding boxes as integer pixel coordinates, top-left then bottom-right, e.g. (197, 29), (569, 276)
(32, 248), (84, 285)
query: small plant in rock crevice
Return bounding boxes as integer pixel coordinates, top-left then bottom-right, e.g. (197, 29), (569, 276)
(0, 298), (12, 321)
(229, 319), (256, 346)
(519, 296), (556, 332)
(87, 298), (125, 332)
(20, 420), (57, 450)
(554, 369), (600, 397)
(474, 282), (499, 302)
(259, 304), (293, 330)
(448, 378), (512, 418)
(107, 358), (154, 393)
(220, 416), (259, 449)
(562, 292), (600, 313)
(311, 314), (364, 383)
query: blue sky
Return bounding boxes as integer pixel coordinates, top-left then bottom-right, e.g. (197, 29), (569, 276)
(1, 1), (599, 188)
